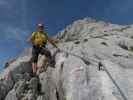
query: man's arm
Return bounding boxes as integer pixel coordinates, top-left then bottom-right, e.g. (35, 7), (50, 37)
(48, 37), (58, 48)
(27, 36), (32, 43)
(26, 32), (36, 44)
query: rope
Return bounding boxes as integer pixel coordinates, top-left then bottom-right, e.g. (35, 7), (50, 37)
(60, 49), (98, 63)
(102, 64), (128, 100)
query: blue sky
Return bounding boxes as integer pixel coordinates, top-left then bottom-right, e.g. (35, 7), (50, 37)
(1, 0), (133, 70)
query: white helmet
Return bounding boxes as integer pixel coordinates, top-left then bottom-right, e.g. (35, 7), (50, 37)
(37, 23), (44, 27)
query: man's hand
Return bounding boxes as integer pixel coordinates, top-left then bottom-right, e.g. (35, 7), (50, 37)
(26, 36), (35, 46)
(26, 37), (32, 43)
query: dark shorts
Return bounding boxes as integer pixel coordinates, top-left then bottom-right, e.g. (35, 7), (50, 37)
(31, 45), (52, 63)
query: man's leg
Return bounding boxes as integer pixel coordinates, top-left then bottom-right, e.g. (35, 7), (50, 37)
(32, 46), (39, 75)
(41, 47), (54, 66)
(32, 62), (38, 74)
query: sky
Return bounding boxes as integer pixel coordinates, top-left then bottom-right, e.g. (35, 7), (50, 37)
(1, 0), (133, 70)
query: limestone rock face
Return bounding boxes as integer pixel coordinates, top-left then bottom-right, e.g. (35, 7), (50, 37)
(0, 56), (32, 100)
(1, 17), (133, 100)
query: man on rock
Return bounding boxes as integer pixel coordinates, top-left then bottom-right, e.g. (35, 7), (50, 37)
(27, 23), (59, 76)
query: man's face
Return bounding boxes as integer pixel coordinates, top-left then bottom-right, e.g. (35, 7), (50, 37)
(37, 26), (44, 32)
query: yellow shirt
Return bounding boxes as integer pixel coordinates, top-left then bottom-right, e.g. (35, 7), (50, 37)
(31, 32), (48, 47)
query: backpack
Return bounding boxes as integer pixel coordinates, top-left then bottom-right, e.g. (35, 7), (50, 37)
(31, 32), (48, 46)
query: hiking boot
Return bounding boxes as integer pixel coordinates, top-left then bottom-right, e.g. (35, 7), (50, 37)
(30, 72), (37, 77)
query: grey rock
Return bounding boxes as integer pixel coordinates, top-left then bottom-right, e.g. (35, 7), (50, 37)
(29, 77), (39, 91)
(36, 95), (44, 100)
(0, 75), (14, 100)
(26, 91), (36, 100)
(5, 89), (17, 100)
(23, 73), (32, 81)
(15, 80), (26, 99)
(0, 81), (8, 100)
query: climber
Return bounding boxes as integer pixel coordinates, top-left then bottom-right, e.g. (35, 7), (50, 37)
(27, 23), (59, 76)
